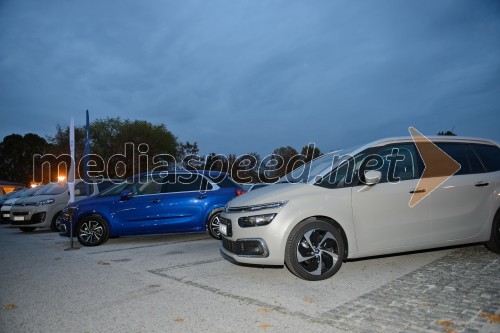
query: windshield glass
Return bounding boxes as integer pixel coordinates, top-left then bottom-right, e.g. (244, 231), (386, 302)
(32, 182), (68, 195)
(278, 147), (359, 184)
(9, 189), (27, 198)
(18, 187), (40, 197)
(43, 182), (69, 195)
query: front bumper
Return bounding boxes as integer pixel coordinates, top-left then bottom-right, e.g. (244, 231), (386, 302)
(218, 211), (287, 266)
(10, 206), (49, 227)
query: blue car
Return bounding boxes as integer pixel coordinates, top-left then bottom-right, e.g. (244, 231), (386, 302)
(60, 171), (245, 246)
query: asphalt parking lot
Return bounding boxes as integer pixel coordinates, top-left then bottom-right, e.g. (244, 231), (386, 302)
(0, 225), (498, 333)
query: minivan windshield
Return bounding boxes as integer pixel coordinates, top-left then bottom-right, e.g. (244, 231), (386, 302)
(278, 147), (359, 184)
(18, 187), (41, 198)
(43, 182), (69, 195)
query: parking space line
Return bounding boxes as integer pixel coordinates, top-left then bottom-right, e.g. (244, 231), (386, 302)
(149, 263), (327, 327)
(87, 237), (211, 254)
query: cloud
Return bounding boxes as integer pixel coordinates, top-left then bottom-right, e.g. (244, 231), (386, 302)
(0, 0), (499, 156)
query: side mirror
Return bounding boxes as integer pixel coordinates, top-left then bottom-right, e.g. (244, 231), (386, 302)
(364, 170), (382, 186)
(120, 189), (133, 200)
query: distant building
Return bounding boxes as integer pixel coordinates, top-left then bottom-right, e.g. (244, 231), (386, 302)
(0, 180), (25, 195)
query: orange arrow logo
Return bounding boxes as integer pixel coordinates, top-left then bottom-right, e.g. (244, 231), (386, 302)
(409, 127), (461, 207)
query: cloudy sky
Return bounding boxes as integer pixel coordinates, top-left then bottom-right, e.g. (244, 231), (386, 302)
(1, 0), (499, 156)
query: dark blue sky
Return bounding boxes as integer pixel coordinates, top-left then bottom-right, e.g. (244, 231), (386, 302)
(1, 0), (499, 156)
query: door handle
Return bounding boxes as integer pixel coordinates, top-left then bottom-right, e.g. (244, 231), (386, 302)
(198, 195), (208, 199)
(475, 181), (489, 187)
(409, 188), (426, 194)
(150, 199), (161, 203)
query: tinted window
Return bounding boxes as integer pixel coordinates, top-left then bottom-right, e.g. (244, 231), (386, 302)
(97, 181), (116, 192)
(374, 144), (421, 183)
(436, 143), (487, 175)
(74, 182), (89, 196)
(204, 173), (239, 188)
(164, 174), (212, 193)
(471, 144), (500, 172)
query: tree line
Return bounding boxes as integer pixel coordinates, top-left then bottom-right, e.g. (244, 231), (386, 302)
(0, 117), (322, 185)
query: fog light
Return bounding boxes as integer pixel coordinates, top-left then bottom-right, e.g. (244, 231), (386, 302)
(238, 213), (276, 228)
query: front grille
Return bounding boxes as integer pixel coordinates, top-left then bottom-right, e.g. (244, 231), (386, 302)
(12, 212), (29, 216)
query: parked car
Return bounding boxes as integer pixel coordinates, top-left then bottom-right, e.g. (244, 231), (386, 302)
(219, 136), (500, 280)
(59, 171), (245, 246)
(0, 189), (25, 209)
(10, 179), (117, 232)
(1, 187), (46, 224)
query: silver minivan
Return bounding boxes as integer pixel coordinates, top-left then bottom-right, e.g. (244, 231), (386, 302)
(10, 179), (116, 232)
(219, 136), (500, 280)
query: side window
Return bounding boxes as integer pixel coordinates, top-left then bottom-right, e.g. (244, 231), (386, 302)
(74, 182), (88, 196)
(97, 181), (115, 192)
(436, 143), (487, 175)
(135, 178), (163, 195)
(162, 174), (212, 193)
(471, 144), (500, 172)
(374, 144), (420, 183)
(366, 143), (423, 183)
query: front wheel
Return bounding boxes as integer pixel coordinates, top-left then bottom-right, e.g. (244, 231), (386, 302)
(50, 212), (61, 232)
(19, 227), (36, 232)
(285, 219), (345, 281)
(76, 215), (109, 247)
(207, 210), (222, 240)
(485, 210), (500, 254)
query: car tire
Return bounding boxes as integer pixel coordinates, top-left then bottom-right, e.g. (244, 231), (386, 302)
(76, 215), (109, 247)
(485, 210), (500, 254)
(285, 219), (345, 281)
(19, 227), (36, 232)
(50, 212), (61, 232)
(207, 209), (223, 240)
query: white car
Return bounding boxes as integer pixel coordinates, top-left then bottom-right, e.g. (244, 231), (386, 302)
(219, 136), (500, 280)
(10, 179), (117, 232)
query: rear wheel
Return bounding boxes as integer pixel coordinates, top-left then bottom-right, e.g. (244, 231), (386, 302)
(76, 215), (109, 247)
(285, 219), (345, 281)
(485, 210), (500, 254)
(207, 210), (223, 240)
(19, 227), (36, 232)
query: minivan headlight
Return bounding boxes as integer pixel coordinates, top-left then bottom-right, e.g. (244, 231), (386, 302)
(36, 199), (55, 206)
(238, 213), (276, 227)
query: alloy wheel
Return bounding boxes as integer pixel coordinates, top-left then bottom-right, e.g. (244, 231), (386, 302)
(79, 220), (104, 245)
(295, 228), (339, 276)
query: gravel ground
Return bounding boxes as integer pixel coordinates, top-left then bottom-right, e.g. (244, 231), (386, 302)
(0, 225), (498, 333)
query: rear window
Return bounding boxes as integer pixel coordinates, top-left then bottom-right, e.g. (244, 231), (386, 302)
(205, 174), (238, 188)
(97, 180), (116, 192)
(435, 143), (486, 175)
(471, 144), (500, 172)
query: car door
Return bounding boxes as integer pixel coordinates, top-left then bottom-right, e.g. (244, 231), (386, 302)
(113, 173), (214, 234)
(152, 173), (214, 233)
(428, 143), (498, 242)
(112, 176), (166, 235)
(351, 143), (432, 252)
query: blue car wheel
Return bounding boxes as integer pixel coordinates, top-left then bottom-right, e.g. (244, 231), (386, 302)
(207, 210), (223, 240)
(77, 215), (109, 247)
